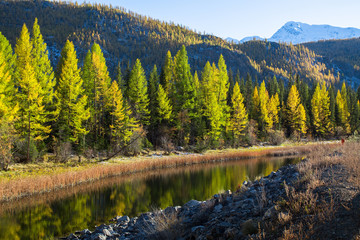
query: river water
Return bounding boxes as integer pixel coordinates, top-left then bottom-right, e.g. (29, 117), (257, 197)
(0, 156), (301, 239)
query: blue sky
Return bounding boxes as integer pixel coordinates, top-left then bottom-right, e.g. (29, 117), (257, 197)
(78, 0), (360, 40)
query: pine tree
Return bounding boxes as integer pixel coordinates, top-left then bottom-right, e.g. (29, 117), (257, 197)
(286, 85), (307, 135)
(230, 82), (248, 144)
(15, 24), (50, 161)
(127, 58), (150, 125)
(56, 40), (89, 144)
(311, 83), (331, 137)
(31, 18), (57, 123)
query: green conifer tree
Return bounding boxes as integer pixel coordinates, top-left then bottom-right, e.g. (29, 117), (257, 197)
(128, 59), (150, 125)
(107, 80), (138, 147)
(230, 82), (248, 144)
(311, 83), (331, 137)
(286, 85), (307, 135)
(15, 24), (50, 161)
(56, 40), (90, 144)
(31, 18), (57, 123)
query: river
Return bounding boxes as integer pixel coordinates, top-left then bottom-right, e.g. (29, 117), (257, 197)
(0, 155), (301, 239)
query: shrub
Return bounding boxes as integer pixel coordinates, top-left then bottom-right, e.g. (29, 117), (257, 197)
(268, 130), (286, 146)
(14, 138), (39, 163)
(0, 123), (17, 170)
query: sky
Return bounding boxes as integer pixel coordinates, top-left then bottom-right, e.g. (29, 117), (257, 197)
(76, 0), (360, 40)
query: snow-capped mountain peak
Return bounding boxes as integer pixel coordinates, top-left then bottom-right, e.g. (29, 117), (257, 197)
(229, 21), (360, 44)
(269, 21), (360, 44)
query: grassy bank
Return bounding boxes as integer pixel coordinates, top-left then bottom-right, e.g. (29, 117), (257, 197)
(250, 141), (360, 239)
(0, 142), (337, 202)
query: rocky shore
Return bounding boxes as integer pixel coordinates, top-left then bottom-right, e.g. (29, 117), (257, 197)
(64, 163), (300, 240)
(64, 142), (360, 240)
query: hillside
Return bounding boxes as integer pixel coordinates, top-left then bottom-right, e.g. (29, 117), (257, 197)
(303, 38), (360, 88)
(0, 0), (356, 87)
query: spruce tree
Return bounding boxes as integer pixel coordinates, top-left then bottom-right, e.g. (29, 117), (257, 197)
(128, 58), (150, 125)
(56, 40), (90, 144)
(311, 83), (331, 137)
(173, 46), (196, 145)
(156, 84), (172, 122)
(160, 50), (173, 96)
(81, 43), (112, 148)
(258, 81), (272, 133)
(286, 85), (307, 135)
(148, 65), (159, 143)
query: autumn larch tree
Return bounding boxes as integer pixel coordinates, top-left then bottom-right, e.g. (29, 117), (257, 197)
(55, 40), (90, 145)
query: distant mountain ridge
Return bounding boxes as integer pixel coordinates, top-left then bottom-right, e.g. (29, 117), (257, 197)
(227, 21), (360, 44)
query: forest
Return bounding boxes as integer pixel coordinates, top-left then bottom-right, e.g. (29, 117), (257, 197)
(0, 19), (360, 171)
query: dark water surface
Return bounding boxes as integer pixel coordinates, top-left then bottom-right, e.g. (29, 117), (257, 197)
(0, 156), (301, 239)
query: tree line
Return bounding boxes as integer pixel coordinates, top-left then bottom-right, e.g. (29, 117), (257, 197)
(0, 20), (360, 169)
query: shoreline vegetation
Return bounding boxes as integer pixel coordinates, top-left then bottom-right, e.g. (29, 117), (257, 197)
(0, 142), (335, 203)
(64, 141), (360, 240)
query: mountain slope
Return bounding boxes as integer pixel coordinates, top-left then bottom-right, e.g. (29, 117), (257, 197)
(0, 0), (353, 87)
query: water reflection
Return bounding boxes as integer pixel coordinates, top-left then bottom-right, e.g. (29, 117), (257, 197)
(0, 156), (301, 240)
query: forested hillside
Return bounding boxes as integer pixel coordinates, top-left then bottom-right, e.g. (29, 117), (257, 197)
(304, 38), (360, 87)
(0, 1), (360, 170)
(0, 0), (351, 86)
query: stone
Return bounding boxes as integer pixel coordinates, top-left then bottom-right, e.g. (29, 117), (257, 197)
(183, 199), (201, 209)
(91, 233), (106, 240)
(191, 225), (205, 232)
(116, 216), (130, 223)
(214, 204), (223, 213)
(263, 206), (277, 220)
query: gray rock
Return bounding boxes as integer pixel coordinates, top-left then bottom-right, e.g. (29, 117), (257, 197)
(91, 233), (106, 240)
(214, 204), (223, 213)
(263, 206), (277, 220)
(191, 225), (205, 232)
(183, 199), (201, 209)
(102, 228), (112, 237)
(117, 215), (130, 223)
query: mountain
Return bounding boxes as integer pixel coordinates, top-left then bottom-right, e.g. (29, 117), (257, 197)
(225, 36), (264, 44)
(0, 0), (358, 87)
(269, 21), (360, 44)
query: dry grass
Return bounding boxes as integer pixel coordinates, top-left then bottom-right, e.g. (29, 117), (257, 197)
(251, 142), (352, 240)
(0, 143), (332, 202)
(141, 209), (182, 240)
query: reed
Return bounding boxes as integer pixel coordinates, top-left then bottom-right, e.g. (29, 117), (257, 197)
(0, 143), (333, 202)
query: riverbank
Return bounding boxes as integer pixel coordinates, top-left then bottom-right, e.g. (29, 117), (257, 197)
(64, 141), (360, 240)
(0, 142), (334, 202)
